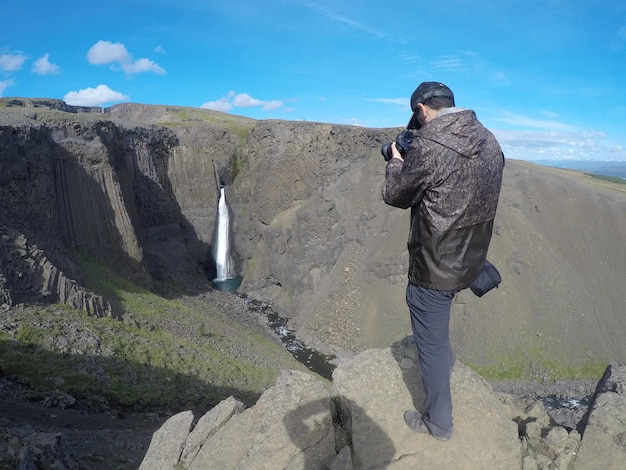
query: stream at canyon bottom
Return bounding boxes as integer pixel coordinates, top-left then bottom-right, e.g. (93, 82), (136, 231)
(240, 295), (336, 381)
(237, 294), (590, 416)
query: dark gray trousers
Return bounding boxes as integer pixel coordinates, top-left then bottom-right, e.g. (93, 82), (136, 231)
(406, 282), (456, 436)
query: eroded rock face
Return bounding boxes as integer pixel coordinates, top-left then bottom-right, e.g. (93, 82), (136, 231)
(2, 101), (626, 377)
(141, 370), (336, 470)
(0, 106), (209, 313)
(574, 363), (626, 469)
(0, 227), (113, 317)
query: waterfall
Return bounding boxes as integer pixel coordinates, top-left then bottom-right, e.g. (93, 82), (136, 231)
(213, 187), (235, 280)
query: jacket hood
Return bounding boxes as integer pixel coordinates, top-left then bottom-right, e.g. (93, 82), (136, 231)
(417, 108), (485, 159)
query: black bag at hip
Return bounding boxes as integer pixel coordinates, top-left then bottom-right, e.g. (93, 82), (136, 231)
(470, 260), (501, 297)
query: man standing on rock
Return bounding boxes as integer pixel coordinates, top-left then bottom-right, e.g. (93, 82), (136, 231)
(382, 82), (504, 441)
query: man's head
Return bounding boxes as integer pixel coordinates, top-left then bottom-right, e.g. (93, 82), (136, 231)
(407, 82), (455, 130)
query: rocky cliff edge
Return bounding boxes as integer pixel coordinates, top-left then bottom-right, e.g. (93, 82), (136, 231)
(141, 337), (626, 470)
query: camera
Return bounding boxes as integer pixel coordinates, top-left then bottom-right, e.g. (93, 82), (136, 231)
(381, 129), (416, 161)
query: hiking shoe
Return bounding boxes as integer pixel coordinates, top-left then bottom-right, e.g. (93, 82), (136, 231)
(403, 410), (452, 441)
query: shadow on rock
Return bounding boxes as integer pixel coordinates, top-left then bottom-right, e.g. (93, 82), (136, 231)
(390, 335), (426, 411)
(283, 396), (396, 470)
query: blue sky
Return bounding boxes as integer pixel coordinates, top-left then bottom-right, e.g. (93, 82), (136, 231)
(2, 0), (625, 161)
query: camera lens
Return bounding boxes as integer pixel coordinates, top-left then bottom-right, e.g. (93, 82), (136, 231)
(381, 142), (394, 161)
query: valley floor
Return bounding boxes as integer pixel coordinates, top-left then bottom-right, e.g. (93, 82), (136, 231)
(0, 378), (165, 469)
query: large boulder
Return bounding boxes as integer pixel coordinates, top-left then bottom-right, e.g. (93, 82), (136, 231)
(332, 336), (522, 469)
(574, 363), (626, 469)
(138, 411), (194, 470)
(182, 369), (335, 470)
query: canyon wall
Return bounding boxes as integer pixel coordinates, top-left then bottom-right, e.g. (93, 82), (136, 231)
(2, 99), (625, 378)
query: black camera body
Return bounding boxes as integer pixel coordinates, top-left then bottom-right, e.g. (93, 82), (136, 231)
(381, 129), (416, 161)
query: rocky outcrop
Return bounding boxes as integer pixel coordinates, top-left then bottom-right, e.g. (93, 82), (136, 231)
(0, 227), (112, 317)
(3, 98), (105, 114)
(574, 363), (626, 469)
(0, 104), (211, 316)
(2, 426), (79, 470)
(141, 339), (626, 469)
(141, 370), (335, 470)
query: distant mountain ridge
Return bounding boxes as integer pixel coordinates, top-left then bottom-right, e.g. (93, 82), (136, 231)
(533, 159), (626, 179)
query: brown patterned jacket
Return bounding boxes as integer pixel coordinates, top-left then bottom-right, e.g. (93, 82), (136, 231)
(382, 108), (504, 291)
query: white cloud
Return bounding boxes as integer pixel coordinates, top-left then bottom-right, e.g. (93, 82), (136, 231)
(201, 91), (284, 112)
(232, 93), (264, 108)
(125, 57), (164, 74)
(63, 84), (129, 106)
(201, 97), (233, 112)
(492, 128), (626, 161)
(261, 100), (284, 111)
(491, 109), (577, 133)
(87, 41), (127, 64)
(0, 80), (14, 96)
(483, 109), (604, 160)
(87, 40), (165, 75)
(431, 55), (465, 71)
(32, 53), (60, 75)
(304, 3), (385, 38)
(0, 53), (27, 72)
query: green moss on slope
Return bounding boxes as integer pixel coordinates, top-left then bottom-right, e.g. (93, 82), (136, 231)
(468, 353), (606, 382)
(0, 257), (305, 411)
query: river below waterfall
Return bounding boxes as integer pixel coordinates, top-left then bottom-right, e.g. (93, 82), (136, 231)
(210, 188), (336, 380)
(240, 295), (336, 381)
(238, 292), (595, 423)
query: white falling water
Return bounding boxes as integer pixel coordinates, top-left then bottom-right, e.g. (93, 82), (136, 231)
(213, 187), (235, 280)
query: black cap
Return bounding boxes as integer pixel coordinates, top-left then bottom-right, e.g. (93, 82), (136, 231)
(407, 82), (454, 130)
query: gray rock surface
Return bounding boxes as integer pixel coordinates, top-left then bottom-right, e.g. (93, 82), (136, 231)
(138, 410), (194, 470)
(331, 337), (521, 469)
(574, 363), (626, 469)
(143, 338), (626, 470)
(179, 396), (246, 468)
(186, 369), (336, 470)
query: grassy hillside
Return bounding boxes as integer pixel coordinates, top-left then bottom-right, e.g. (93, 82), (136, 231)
(0, 256), (307, 412)
(448, 160), (626, 381)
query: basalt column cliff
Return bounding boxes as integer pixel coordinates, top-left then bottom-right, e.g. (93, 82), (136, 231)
(2, 99), (626, 379)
